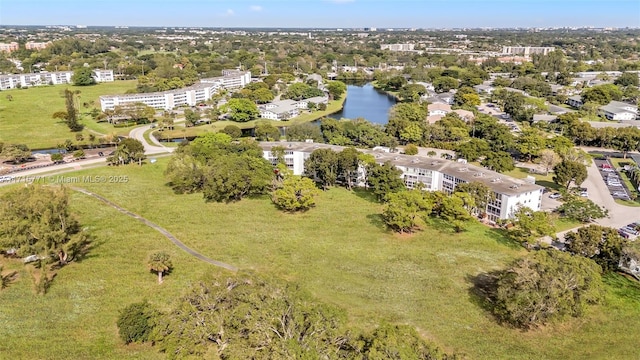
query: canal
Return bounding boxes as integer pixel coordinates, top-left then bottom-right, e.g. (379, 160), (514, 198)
(329, 82), (397, 125)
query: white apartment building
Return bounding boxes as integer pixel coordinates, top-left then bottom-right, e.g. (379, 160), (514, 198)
(0, 69), (114, 90)
(598, 101), (639, 121)
(260, 142), (543, 221)
(501, 46), (555, 56)
(92, 69), (115, 82)
(25, 41), (52, 50)
(380, 43), (415, 51)
(100, 71), (251, 111)
(259, 96), (328, 120)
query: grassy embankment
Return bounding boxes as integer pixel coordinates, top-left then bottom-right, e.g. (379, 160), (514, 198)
(0, 81), (138, 149)
(0, 159), (638, 359)
(154, 94), (347, 141)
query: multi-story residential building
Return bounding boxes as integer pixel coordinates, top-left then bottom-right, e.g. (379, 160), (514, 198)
(25, 41), (52, 50)
(0, 42), (19, 53)
(260, 142), (543, 221)
(100, 71), (251, 111)
(380, 43), (415, 51)
(501, 46), (555, 56)
(92, 69), (115, 82)
(598, 101), (638, 121)
(0, 70), (114, 90)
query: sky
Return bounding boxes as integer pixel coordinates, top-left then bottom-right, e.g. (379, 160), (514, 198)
(1, 0), (639, 29)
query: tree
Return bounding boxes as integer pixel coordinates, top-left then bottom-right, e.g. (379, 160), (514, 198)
(71, 67), (96, 86)
(433, 76), (459, 92)
(355, 323), (452, 359)
(564, 225), (627, 273)
(517, 128), (546, 162)
(305, 148), (339, 190)
(53, 89), (83, 131)
(456, 138), (490, 162)
(491, 250), (604, 329)
(404, 143), (418, 155)
(481, 151), (515, 173)
(73, 149), (85, 159)
(429, 191), (475, 232)
(202, 154), (274, 202)
(272, 176), (320, 212)
(221, 124), (242, 139)
(367, 161), (405, 201)
(337, 147), (360, 190)
(558, 197), (608, 223)
(250, 87), (275, 103)
(117, 301), (159, 344)
(509, 206), (556, 244)
(153, 272), (350, 359)
(223, 98), (259, 122)
(285, 122), (323, 142)
(538, 149), (561, 175)
(107, 138), (146, 166)
(0, 265), (17, 291)
(614, 72), (640, 87)
(382, 190), (433, 233)
(0, 185), (90, 268)
(553, 160), (588, 189)
(0, 143), (31, 163)
(183, 108), (201, 127)
(327, 80), (347, 100)
(455, 181), (494, 217)
(147, 252), (172, 284)
(255, 122), (281, 141)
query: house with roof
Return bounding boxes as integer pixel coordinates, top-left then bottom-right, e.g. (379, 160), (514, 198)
(428, 103), (452, 116)
(567, 95), (584, 109)
(473, 84), (495, 95)
(296, 96), (328, 109)
(598, 101), (638, 121)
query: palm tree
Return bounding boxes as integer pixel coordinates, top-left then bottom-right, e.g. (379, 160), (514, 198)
(147, 252), (172, 284)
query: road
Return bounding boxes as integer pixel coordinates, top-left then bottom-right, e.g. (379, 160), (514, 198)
(128, 124), (174, 154)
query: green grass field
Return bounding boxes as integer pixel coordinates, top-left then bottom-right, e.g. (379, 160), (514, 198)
(0, 160), (639, 359)
(0, 81), (137, 149)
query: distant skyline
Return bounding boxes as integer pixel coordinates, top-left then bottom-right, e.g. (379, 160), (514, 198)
(1, 0), (639, 29)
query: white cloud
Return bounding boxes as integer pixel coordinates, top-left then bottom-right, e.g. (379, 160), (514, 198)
(327, 0), (355, 3)
(250, 5), (263, 12)
(224, 8), (234, 16)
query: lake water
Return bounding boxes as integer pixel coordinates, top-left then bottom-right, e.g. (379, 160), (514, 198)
(329, 83), (396, 125)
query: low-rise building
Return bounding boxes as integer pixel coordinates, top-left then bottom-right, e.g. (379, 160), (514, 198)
(501, 46), (555, 56)
(380, 43), (415, 51)
(567, 95), (584, 109)
(100, 71), (251, 111)
(0, 69), (114, 90)
(0, 42), (19, 53)
(260, 142), (543, 221)
(25, 41), (52, 50)
(598, 101), (638, 121)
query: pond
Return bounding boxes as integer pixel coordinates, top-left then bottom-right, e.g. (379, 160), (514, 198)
(328, 82), (397, 125)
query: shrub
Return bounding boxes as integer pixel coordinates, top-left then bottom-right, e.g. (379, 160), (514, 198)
(117, 301), (159, 344)
(404, 144), (419, 155)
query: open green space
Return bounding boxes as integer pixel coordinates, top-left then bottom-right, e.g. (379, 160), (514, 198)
(154, 95), (346, 141)
(1, 159), (638, 359)
(0, 81), (137, 149)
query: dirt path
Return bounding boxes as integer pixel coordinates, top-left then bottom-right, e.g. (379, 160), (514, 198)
(72, 187), (238, 272)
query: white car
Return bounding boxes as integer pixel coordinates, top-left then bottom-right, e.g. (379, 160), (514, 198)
(549, 193), (562, 199)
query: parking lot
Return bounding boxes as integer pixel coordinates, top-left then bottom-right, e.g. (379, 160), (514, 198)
(593, 158), (632, 201)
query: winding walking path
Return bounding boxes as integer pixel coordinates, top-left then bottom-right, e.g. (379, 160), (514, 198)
(72, 187), (238, 272)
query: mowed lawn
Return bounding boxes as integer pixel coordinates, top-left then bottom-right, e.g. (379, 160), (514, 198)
(0, 81), (137, 149)
(0, 159), (639, 359)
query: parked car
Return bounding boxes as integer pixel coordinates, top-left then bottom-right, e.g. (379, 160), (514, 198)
(620, 227), (639, 236)
(549, 193), (562, 199)
(580, 191), (589, 197)
(618, 230), (631, 239)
